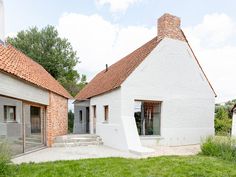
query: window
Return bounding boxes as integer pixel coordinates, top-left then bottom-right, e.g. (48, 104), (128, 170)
(92, 105), (96, 118)
(104, 105), (109, 122)
(4, 106), (16, 122)
(134, 101), (161, 136)
(79, 110), (83, 122)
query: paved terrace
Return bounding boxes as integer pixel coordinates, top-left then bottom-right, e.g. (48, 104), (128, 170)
(12, 145), (201, 164)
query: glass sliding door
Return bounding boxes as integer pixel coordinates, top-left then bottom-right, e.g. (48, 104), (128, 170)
(134, 101), (161, 136)
(0, 96), (46, 156)
(24, 104), (45, 151)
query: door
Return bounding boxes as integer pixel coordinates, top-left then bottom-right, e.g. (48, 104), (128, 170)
(24, 104), (45, 151)
(86, 107), (90, 133)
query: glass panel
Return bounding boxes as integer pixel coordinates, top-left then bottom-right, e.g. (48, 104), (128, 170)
(24, 105), (44, 151)
(134, 101), (161, 136)
(0, 96), (23, 156)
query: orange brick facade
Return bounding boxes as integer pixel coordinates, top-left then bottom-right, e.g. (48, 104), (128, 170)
(157, 13), (185, 41)
(46, 92), (68, 146)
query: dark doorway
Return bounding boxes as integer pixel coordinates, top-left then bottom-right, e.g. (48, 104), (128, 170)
(86, 107), (90, 133)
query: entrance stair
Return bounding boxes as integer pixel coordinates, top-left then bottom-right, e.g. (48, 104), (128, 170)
(52, 134), (103, 147)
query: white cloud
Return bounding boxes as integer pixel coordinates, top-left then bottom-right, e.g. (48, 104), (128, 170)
(185, 13), (235, 48)
(57, 13), (155, 78)
(96, 0), (141, 12)
(183, 13), (236, 103)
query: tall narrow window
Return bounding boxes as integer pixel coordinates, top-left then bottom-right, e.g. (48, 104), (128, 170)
(104, 105), (109, 122)
(93, 105), (96, 118)
(4, 106), (16, 122)
(79, 110), (83, 122)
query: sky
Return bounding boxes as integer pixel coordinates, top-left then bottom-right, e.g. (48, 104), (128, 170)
(3, 0), (236, 103)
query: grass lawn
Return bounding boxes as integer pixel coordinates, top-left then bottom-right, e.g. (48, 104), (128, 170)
(10, 155), (236, 177)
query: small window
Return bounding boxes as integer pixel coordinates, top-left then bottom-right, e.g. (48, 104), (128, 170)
(92, 105), (96, 118)
(104, 105), (109, 122)
(79, 110), (83, 122)
(4, 106), (16, 122)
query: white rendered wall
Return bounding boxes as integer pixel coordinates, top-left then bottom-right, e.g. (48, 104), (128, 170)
(121, 38), (215, 148)
(0, 72), (49, 105)
(232, 113), (236, 137)
(90, 88), (129, 150)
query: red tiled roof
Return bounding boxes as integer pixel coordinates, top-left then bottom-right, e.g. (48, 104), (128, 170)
(75, 37), (162, 100)
(0, 44), (71, 99)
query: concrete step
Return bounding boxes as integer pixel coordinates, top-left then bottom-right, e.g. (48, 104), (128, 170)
(54, 137), (102, 143)
(52, 134), (104, 147)
(52, 141), (103, 147)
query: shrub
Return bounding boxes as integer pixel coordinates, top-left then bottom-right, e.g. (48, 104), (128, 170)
(215, 118), (232, 136)
(0, 142), (12, 177)
(201, 136), (236, 161)
(68, 110), (74, 133)
(214, 106), (232, 136)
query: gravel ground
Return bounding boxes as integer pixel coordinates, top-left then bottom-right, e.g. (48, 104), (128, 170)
(12, 145), (201, 164)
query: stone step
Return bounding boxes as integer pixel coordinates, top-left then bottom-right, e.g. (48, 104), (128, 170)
(54, 134), (99, 141)
(54, 138), (102, 143)
(52, 134), (104, 147)
(52, 141), (103, 147)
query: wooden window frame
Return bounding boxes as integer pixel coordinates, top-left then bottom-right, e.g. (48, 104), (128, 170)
(104, 105), (109, 122)
(4, 105), (16, 122)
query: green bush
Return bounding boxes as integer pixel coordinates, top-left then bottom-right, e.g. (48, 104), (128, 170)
(201, 136), (236, 161)
(215, 118), (232, 136)
(214, 106), (232, 136)
(0, 142), (12, 177)
(68, 110), (74, 133)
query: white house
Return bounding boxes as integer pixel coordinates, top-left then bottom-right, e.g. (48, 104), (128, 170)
(74, 13), (216, 153)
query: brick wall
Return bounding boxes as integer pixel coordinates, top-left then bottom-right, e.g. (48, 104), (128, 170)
(46, 92), (68, 146)
(157, 13), (185, 41)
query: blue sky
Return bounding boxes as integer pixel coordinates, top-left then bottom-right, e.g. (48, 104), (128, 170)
(5, 0), (236, 34)
(3, 0), (236, 103)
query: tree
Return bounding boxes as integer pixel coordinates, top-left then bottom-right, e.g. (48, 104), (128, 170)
(215, 106), (232, 135)
(68, 110), (74, 133)
(7, 26), (86, 96)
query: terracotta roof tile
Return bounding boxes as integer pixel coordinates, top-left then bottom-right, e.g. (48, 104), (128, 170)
(75, 37), (161, 100)
(0, 44), (71, 99)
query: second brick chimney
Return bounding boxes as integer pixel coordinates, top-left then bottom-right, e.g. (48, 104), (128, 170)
(157, 13), (185, 41)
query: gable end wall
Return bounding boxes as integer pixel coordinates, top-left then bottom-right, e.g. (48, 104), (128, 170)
(120, 38), (215, 148)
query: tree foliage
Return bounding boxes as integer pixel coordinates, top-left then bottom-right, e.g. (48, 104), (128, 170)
(215, 101), (234, 136)
(7, 26), (86, 96)
(68, 110), (74, 133)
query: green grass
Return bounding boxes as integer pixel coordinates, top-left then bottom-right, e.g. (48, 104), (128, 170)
(10, 156), (236, 177)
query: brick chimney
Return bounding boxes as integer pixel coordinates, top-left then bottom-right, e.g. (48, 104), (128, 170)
(157, 13), (185, 41)
(0, 0), (5, 44)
